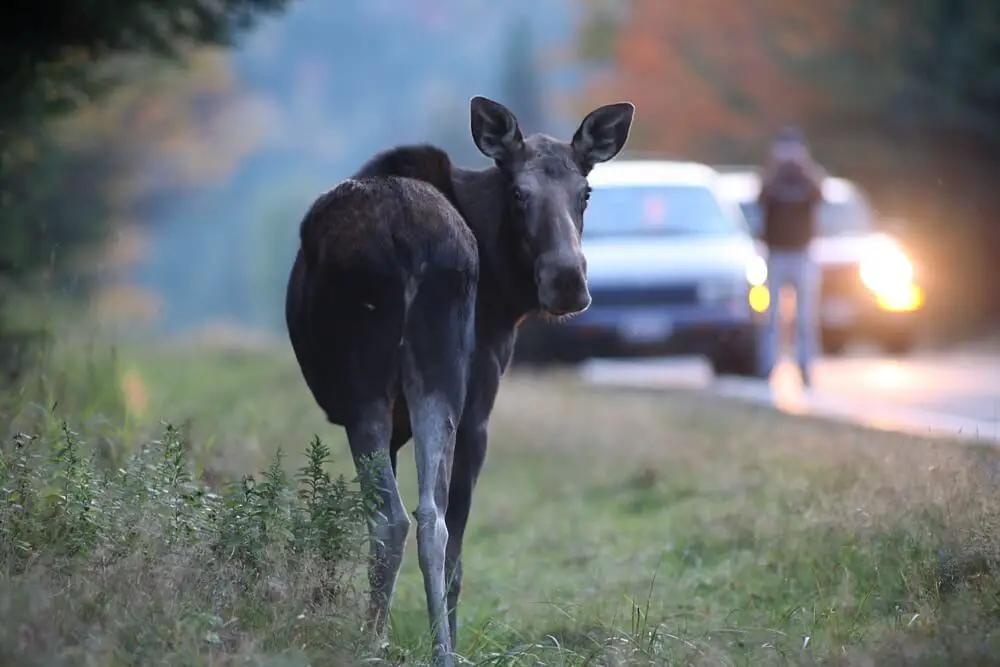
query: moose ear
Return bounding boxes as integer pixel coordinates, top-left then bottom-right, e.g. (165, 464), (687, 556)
(470, 96), (524, 163)
(571, 102), (635, 172)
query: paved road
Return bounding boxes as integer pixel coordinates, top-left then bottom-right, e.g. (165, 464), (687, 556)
(578, 348), (1000, 444)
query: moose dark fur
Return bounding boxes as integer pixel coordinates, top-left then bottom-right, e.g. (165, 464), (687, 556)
(285, 96), (634, 665)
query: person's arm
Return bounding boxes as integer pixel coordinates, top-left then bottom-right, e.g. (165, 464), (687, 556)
(803, 160), (826, 206)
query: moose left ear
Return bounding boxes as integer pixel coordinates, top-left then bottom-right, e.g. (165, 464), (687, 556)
(571, 102), (635, 173)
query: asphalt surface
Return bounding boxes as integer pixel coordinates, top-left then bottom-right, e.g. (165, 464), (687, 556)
(578, 347), (1000, 444)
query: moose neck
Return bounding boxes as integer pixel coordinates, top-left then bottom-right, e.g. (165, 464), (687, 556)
(450, 165), (539, 336)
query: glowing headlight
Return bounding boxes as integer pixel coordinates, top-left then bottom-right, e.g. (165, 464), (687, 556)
(859, 236), (913, 293)
(745, 255), (768, 286)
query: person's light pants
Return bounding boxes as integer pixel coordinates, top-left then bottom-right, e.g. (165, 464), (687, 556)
(760, 248), (821, 377)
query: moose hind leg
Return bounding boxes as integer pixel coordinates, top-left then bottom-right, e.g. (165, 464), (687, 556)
(407, 389), (458, 665)
(346, 402), (410, 649)
(401, 272), (475, 666)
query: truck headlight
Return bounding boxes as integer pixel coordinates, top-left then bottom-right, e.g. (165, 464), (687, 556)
(744, 255), (770, 313)
(745, 255), (767, 287)
(858, 235), (923, 311)
(859, 238), (912, 293)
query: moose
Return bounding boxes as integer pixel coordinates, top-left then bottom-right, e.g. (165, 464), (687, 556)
(285, 95), (634, 665)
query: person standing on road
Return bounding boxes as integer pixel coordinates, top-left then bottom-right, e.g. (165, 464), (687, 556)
(757, 125), (826, 387)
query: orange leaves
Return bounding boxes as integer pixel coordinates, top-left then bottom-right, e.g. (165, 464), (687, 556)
(579, 0), (860, 158)
(592, 0), (755, 154)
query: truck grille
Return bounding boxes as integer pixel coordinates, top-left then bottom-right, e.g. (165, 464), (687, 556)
(589, 283), (700, 307)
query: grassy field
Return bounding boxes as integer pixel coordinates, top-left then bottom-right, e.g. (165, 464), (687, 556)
(3, 335), (1000, 666)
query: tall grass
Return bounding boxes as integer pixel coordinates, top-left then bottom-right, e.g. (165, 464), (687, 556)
(0, 417), (386, 666)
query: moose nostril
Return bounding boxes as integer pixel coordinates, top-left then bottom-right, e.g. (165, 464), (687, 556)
(555, 267), (585, 294)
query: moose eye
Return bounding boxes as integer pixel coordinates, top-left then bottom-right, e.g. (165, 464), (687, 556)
(579, 186), (591, 210)
(513, 186), (528, 203)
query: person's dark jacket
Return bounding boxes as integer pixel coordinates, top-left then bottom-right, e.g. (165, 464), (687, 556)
(757, 160), (824, 251)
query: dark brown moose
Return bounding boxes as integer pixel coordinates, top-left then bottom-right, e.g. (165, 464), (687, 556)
(285, 95), (634, 665)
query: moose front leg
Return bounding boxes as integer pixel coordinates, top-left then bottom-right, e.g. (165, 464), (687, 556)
(443, 419), (489, 651)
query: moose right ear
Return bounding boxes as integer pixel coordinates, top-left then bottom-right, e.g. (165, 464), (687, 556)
(470, 96), (524, 163)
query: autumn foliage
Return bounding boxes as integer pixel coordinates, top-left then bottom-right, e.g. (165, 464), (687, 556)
(580, 1), (904, 160)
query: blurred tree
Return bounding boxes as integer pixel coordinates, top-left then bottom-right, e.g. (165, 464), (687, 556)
(0, 48), (273, 293)
(575, 0), (625, 64)
(0, 0), (289, 290)
(499, 16), (547, 134)
(0, 0), (295, 362)
(0, 0), (292, 139)
(573, 0), (842, 158)
(897, 1), (1000, 141)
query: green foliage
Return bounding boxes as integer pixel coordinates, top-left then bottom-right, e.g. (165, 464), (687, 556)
(0, 420), (379, 665)
(0, 126), (119, 287)
(0, 0), (297, 359)
(2, 331), (128, 460)
(0, 47), (272, 288)
(293, 437), (381, 565)
(755, 0), (1000, 143)
(894, 0), (1000, 139)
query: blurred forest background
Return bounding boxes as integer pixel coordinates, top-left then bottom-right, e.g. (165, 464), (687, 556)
(3, 0), (1000, 356)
